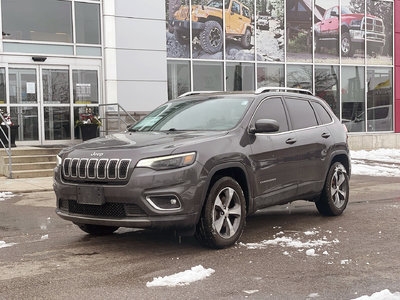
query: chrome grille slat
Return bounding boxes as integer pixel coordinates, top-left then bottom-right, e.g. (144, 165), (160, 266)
(62, 157), (131, 182)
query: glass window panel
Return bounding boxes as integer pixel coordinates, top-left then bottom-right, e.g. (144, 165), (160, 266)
(76, 46), (102, 57)
(9, 69), (37, 104)
(10, 107), (38, 141)
(75, 2), (101, 44)
(341, 66), (365, 132)
(226, 62), (255, 91)
(286, 0), (312, 62)
(1, 0), (72, 43)
(256, 0), (284, 62)
(315, 65), (340, 118)
(287, 65), (312, 92)
(285, 98), (318, 130)
(341, 0), (365, 64)
(314, 0), (339, 64)
(74, 106), (99, 139)
(42, 70), (70, 104)
(366, 0), (393, 65)
(225, 0), (255, 61)
(257, 64), (284, 88)
(166, 0), (190, 58)
(193, 61), (223, 91)
(3, 43), (74, 55)
(73, 70), (99, 104)
(252, 97), (289, 132)
(312, 102), (333, 125)
(44, 107), (71, 140)
(0, 69), (6, 104)
(167, 60), (191, 100)
(366, 67), (393, 132)
(191, 0), (224, 59)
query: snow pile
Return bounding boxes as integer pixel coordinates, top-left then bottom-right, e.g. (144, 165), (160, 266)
(41, 234), (49, 240)
(0, 192), (14, 201)
(0, 241), (16, 249)
(146, 265), (215, 287)
(240, 236), (339, 250)
(352, 289), (400, 300)
(306, 249), (318, 257)
(351, 149), (400, 177)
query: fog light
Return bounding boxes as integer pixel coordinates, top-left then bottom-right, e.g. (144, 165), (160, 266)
(146, 195), (181, 211)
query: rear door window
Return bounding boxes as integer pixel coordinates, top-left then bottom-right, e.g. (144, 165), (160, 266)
(311, 102), (333, 124)
(285, 98), (318, 130)
(252, 97), (289, 132)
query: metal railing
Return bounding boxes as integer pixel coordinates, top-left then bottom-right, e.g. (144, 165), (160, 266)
(0, 114), (12, 178)
(99, 103), (138, 135)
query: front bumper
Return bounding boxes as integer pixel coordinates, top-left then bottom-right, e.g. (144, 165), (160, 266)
(350, 29), (385, 46)
(174, 20), (205, 31)
(53, 162), (207, 230)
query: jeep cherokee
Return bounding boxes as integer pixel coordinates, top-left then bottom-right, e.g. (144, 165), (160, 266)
(54, 88), (351, 249)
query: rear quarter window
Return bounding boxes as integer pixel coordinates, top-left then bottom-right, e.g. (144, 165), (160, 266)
(312, 102), (333, 124)
(285, 98), (318, 130)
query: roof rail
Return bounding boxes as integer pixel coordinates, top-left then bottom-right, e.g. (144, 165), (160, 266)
(178, 91), (217, 98)
(255, 87), (313, 96)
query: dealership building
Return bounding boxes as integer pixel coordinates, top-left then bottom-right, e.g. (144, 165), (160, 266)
(0, 0), (399, 149)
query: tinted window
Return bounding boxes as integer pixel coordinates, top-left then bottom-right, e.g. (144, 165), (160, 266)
(232, 2), (240, 14)
(252, 97), (289, 132)
(285, 98), (318, 130)
(312, 102), (332, 125)
(242, 7), (250, 18)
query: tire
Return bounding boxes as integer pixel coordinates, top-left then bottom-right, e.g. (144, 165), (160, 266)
(341, 32), (354, 57)
(174, 29), (189, 45)
(199, 20), (223, 54)
(76, 224), (119, 236)
(315, 162), (350, 216)
(195, 177), (246, 249)
(241, 28), (252, 49)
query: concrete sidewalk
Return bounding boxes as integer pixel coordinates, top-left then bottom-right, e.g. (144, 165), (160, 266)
(0, 176), (53, 193)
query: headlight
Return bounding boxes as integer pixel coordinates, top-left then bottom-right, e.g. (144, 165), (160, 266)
(136, 152), (196, 170)
(56, 155), (62, 166)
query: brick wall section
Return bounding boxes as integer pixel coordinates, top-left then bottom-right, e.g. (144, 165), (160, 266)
(396, 0), (400, 132)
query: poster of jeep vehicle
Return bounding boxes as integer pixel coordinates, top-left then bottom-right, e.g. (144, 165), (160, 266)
(366, 0), (393, 65)
(256, 0), (284, 62)
(286, 0), (312, 62)
(166, 0), (190, 58)
(224, 0), (255, 61)
(314, 0), (340, 64)
(340, 0), (365, 64)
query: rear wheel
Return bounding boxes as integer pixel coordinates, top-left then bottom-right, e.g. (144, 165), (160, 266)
(241, 28), (252, 49)
(196, 177), (246, 249)
(316, 162), (349, 216)
(76, 224), (119, 235)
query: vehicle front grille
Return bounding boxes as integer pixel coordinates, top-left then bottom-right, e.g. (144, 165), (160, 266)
(62, 158), (131, 183)
(60, 200), (147, 218)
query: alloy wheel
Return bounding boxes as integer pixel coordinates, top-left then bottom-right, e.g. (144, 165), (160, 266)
(330, 166), (348, 209)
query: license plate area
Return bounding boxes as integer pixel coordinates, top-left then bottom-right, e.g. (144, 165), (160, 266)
(77, 186), (105, 206)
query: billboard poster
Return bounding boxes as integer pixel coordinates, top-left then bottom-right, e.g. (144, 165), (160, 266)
(225, 0), (255, 61)
(191, 0), (224, 59)
(256, 0), (284, 62)
(366, 0), (393, 65)
(314, 0), (339, 64)
(286, 0), (312, 63)
(166, 0), (190, 58)
(341, 0), (365, 64)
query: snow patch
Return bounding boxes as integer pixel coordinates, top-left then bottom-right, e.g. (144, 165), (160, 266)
(146, 265), (215, 287)
(0, 192), (14, 201)
(306, 249), (318, 257)
(0, 241), (16, 249)
(352, 289), (400, 300)
(240, 236), (339, 250)
(243, 290), (259, 295)
(304, 231), (319, 236)
(307, 293), (320, 298)
(351, 149), (400, 177)
(40, 234), (48, 240)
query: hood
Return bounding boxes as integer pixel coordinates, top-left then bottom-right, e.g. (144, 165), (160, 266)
(61, 130), (229, 158)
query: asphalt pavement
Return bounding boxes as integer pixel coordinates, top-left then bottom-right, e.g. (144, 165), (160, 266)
(0, 175), (399, 299)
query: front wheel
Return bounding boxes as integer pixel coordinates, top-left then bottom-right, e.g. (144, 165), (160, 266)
(195, 177), (246, 249)
(76, 223), (119, 235)
(200, 20), (223, 54)
(241, 28), (252, 49)
(341, 32), (354, 57)
(315, 162), (349, 216)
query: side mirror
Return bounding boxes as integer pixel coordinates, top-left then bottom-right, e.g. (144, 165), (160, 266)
(249, 119), (280, 134)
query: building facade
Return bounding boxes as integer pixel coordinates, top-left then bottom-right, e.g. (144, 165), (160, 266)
(0, 0), (399, 148)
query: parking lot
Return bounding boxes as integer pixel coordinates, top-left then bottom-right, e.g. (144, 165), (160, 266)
(1, 174), (399, 299)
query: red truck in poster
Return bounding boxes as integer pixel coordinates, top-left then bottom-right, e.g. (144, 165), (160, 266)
(314, 6), (386, 57)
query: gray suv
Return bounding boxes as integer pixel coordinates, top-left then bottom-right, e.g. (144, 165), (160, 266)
(54, 88), (351, 249)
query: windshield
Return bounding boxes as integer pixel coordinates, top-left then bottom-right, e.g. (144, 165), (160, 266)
(207, 0), (223, 9)
(130, 97), (252, 132)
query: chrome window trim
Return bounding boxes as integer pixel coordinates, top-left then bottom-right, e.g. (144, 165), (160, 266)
(107, 159), (119, 179)
(87, 158), (98, 179)
(118, 159), (131, 180)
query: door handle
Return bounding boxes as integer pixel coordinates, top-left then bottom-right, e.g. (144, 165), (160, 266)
(286, 138), (297, 145)
(321, 132), (331, 139)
